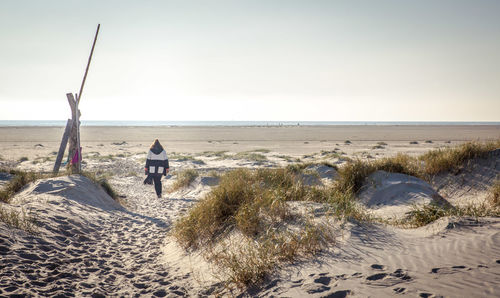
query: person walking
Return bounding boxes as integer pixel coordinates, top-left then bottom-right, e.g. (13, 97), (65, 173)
(144, 139), (169, 198)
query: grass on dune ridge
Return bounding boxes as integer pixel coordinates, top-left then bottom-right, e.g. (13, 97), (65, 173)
(336, 140), (500, 196)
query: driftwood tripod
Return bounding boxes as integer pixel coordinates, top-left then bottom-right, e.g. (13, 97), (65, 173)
(53, 24), (100, 174)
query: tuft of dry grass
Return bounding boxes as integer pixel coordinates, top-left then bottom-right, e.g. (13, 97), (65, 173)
(335, 153), (419, 195)
(208, 223), (330, 288)
(490, 179), (500, 208)
(170, 169), (199, 192)
(172, 166), (366, 288)
(336, 140), (500, 196)
(393, 202), (500, 228)
(0, 169), (42, 203)
(419, 140), (500, 175)
(0, 206), (38, 233)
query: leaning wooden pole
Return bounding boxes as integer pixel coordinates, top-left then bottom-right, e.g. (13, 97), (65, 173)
(75, 24), (100, 173)
(78, 24), (100, 105)
(53, 118), (74, 173)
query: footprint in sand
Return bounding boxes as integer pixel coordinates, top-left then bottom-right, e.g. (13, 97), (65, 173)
(365, 269), (411, 286)
(370, 264), (386, 270)
(430, 265), (470, 274)
(321, 289), (352, 298)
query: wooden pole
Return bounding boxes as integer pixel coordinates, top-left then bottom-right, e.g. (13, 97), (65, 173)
(75, 93), (81, 173)
(77, 24), (100, 105)
(74, 24), (100, 173)
(53, 118), (74, 173)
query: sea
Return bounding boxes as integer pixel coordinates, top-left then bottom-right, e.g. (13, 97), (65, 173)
(0, 120), (499, 127)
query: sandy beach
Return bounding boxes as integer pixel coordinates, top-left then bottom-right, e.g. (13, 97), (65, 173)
(1, 125), (499, 297)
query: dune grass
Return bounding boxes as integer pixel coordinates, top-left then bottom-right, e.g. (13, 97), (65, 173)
(393, 202), (500, 228)
(0, 206), (38, 232)
(0, 169), (42, 203)
(490, 179), (500, 208)
(172, 167), (365, 287)
(170, 169), (199, 192)
(335, 140), (500, 196)
(418, 140), (500, 175)
(207, 222), (331, 287)
(172, 140), (500, 288)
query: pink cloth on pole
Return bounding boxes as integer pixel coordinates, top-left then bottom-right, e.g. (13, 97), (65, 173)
(71, 147), (82, 164)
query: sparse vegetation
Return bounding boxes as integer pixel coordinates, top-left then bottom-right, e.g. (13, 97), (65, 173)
(81, 171), (119, 201)
(171, 140), (500, 289)
(418, 140), (500, 175)
(170, 169), (199, 192)
(410, 141), (419, 144)
(490, 179), (500, 207)
(169, 152), (206, 164)
(0, 206), (38, 233)
(251, 149), (271, 153)
(394, 202), (500, 228)
(276, 155), (293, 162)
(0, 169), (42, 203)
(234, 152), (268, 162)
(377, 142), (388, 146)
(336, 140), (500, 196)
(201, 150), (230, 159)
(344, 140), (352, 144)
(18, 157), (28, 162)
(335, 154), (419, 195)
(172, 167), (366, 287)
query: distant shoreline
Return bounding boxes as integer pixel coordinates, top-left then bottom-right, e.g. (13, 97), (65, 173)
(1, 120), (500, 127)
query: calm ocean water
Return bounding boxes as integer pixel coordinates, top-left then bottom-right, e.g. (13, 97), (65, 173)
(0, 120), (499, 127)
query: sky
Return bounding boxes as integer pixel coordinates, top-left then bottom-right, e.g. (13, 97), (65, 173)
(1, 0), (499, 121)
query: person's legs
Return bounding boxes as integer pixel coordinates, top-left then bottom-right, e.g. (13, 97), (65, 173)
(153, 175), (162, 197)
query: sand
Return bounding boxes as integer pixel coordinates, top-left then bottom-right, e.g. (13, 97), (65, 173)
(1, 125), (499, 297)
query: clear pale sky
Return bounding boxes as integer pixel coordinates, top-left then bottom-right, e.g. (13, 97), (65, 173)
(1, 0), (499, 121)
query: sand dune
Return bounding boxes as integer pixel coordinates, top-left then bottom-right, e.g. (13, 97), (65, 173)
(1, 127), (499, 297)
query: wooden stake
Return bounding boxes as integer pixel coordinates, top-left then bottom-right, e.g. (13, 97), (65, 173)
(77, 24), (100, 105)
(53, 118), (73, 173)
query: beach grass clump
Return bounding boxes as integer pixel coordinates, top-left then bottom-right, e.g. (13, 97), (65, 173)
(172, 167), (340, 248)
(0, 205), (38, 233)
(335, 153), (419, 195)
(490, 179), (500, 208)
(18, 157), (29, 162)
(395, 202), (500, 228)
(419, 140), (500, 176)
(170, 169), (199, 192)
(0, 169), (41, 203)
(172, 166), (371, 287)
(336, 140), (500, 196)
(208, 223), (330, 287)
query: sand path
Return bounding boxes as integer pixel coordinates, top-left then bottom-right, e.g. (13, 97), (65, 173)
(0, 168), (211, 297)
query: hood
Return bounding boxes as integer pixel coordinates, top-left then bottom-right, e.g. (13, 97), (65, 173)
(151, 144), (163, 155)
